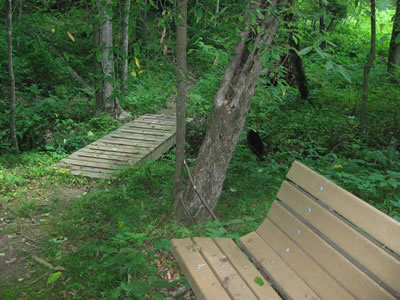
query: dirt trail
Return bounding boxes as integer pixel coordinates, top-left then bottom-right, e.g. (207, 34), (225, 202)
(0, 184), (87, 293)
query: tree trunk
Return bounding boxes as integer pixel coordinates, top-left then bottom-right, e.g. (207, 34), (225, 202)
(93, 20), (103, 112)
(173, 0), (188, 204)
(319, 0), (327, 49)
(121, 0), (131, 91)
(96, 0), (131, 121)
(287, 0), (309, 99)
(174, 0), (288, 224)
(360, 0), (376, 134)
(8, 0), (19, 153)
(388, 0), (400, 76)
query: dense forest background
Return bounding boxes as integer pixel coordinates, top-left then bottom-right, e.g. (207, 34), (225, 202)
(0, 0), (399, 298)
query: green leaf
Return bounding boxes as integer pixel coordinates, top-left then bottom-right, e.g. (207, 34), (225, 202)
(47, 272), (62, 284)
(298, 47), (312, 56)
(395, 35), (400, 44)
(336, 65), (352, 83)
(254, 276), (264, 286)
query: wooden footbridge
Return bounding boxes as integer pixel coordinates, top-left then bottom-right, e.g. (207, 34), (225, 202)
(54, 114), (176, 178)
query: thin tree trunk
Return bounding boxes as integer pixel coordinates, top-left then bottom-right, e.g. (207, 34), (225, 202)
(287, 0), (309, 99)
(387, 0), (400, 76)
(214, 0), (220, 27)
(360, 0), (376, 133)
(174, 0), (288, 224)
(173, 0), (188, 205)
(8, 0), (19, 153)
(121, 0), (131, 91)
(93, 20), (104, 112)
(96, 0), (130, 121)
(319, 0), (327, 49)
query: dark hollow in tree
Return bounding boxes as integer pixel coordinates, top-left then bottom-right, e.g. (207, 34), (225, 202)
(247, 130), (265, 159)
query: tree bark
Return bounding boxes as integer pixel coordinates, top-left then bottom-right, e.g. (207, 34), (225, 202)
(96, 0), (131, 121)
(388, 0), (400, 76)
(173, 0), (188, 204)
(121, 0), (131, 91)
(93, 20), (103, 112)
(8, 0), (19, 153)
(174, 0), (288, 224)
(319, 0), (327, 49)
(360, 0), (376, 133)
(287, 0), (309, 99)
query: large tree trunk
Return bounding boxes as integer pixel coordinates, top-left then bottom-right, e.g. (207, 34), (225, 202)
(8, 0), (19, 153)
(174, 0), (288, 224)
(121, 0), (131, 91)
(96, 0), (131, 121)
(388, 0), (400, 76)
(360, 0), (376, 133)
(173, 0), (188, 203)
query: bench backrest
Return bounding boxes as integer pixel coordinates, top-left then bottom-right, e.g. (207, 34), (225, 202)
(240, 161), (400, 299)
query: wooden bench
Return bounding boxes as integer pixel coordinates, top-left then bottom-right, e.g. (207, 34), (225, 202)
(171, 161), (400, 299)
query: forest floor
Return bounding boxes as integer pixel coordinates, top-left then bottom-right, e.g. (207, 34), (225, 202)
(0, 182), (88, 296)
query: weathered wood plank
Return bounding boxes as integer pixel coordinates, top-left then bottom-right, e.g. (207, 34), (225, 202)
(170, 239), (231, 300)
(88, 143), (148, 154)
(268, 200), (396, 299)
(126, 123), (174, 131)
(214, 238), (281, 299)
(240, 231), (319, 299)
(98, 138), (157, 147)
(193, 237), (257, 300)
(107, 132), (164, 142)
(77, 149), (138, 159)
(278, 180), (400, 296)
(287, 161), (400, 254)
(68, 153), (135, 165)
(60, 158), (126, 171)
(256, 218), (355, 299)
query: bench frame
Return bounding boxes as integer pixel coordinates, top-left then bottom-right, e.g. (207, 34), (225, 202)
(171, 161), (400, 300)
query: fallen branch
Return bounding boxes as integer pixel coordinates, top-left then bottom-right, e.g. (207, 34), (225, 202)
(29, 272), (49, 286)
(33, 255), (65, 271)
(183, 160), (218, 221)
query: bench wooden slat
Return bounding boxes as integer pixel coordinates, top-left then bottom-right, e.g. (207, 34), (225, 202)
(268, 200), (396, 299)
(287, 161), (400, 254)
(240, 231), (319, 300)
(278, 180), (400, 296)
(170, 238), (231, 300)
(213, 238), (281, 300)
(192, 237), (257, 300)
(256, 218), (355, 299)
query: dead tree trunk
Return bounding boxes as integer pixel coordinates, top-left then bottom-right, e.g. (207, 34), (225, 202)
(8, 0), (19, 153)
(360, 0), (376, 134)
(388, 0), (400, 76)
(173, 0), (188, 203)
(121, 0), (131, 91)
(174, 0), (288, 224)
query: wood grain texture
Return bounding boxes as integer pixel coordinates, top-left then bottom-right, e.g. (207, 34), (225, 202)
(287, 161), (400, 255)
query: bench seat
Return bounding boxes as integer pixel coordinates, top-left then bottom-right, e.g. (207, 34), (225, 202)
(171, 161), (400, 299)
